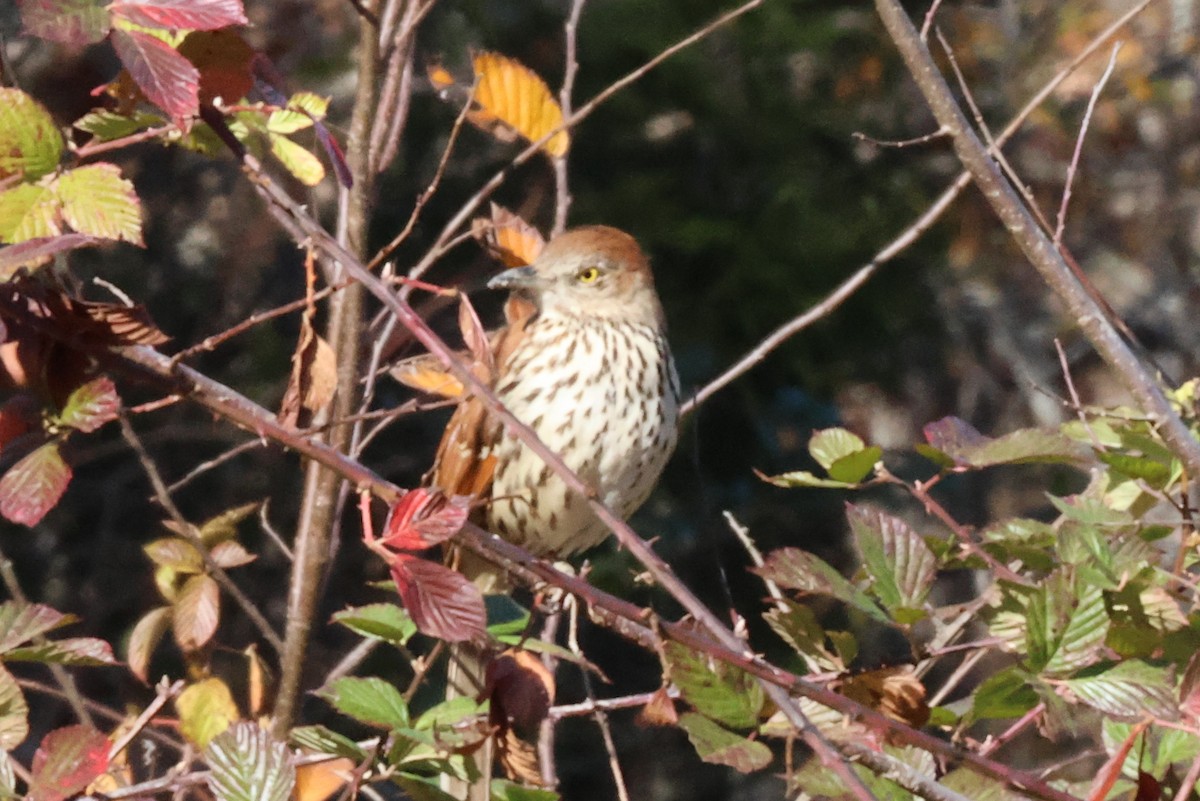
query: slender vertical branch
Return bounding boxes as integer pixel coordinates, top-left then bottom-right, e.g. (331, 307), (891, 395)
(553, 0), (587, 235)
(873, 0), (1200, 480)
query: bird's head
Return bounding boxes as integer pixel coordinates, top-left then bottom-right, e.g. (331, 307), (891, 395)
(488, 225), (665, 327)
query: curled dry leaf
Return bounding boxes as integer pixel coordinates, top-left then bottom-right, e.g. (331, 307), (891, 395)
(474, 204), (546, 268)
(833, 665), (929, 729)
(636, 686), (679, 728)
(485, 648), (554, 738)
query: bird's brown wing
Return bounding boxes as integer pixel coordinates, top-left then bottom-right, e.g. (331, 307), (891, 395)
(428, 293), (537, 500)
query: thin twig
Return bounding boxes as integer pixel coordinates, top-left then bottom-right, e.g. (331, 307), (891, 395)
(109, 678), (185, 760)
(553, 0), (587, 236)
(567, 595), (629, 801)
(919, 0), (946, 41)
(723, 511), (783, 605)
(119, 414), (285, 652)
(1053, 43), (1121, 247)
(165, 438), (268, 494)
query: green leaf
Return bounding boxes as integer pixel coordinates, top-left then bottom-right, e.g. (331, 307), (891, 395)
(488, 779), (560, 801)
(1042, 580), (1109, 675)
(677, 712), (772, 773)
(754, 547), (888, 622)
(27, 724), (109, 801)
(177, 677), (239, 749)
(197, 501), (260, 546)
(847, 504), (936, 615)
(924, 416), (1090, 467)
(18, 0), (110, 46)
(664, 641), (764, 729)
(331, 603), (417, 645)
(0, 89), (62, 181)
(73, 110), (163, 142)
(0, 184), (62, 244)
(763, 599), (842, 671)
(54, 164), (143, 244)
(970, 668), (1039, 721)
(0, 601), (72, 652)
(757, 469), (860, 489)
(1098, 451), (1173, 487)
(206, 722), (295, 801)
(4, 637), (116, 666)
(1065, 661), (1177, 719)
(940, 769), (1012, 801)
(268, 134), (324, 186)
(289, 725), (368, 761)
(808, 427), (882, 483)
(319, 676), (410, 730)
(0, 666), (28, 751)
(56, 375), (120, 433)
(392, 774), (463, 801)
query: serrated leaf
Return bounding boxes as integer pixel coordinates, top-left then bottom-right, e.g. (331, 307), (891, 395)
(109, 0), (248, 30)
(970, 668), (1039, 721)
(57, 375), (120, 432)
(178, 677), (239, 748)
(677, 712), (772, 773)
(144, 537), (204, 572)
(753, 547), (888, 622)
(268, 134), (324, 186)
(27, 724), (109, 801)
(54, 165), (143, 245)
(756, 468), (859, 489)
(924, 416), (1090, 467)
(18, 0), (109, 45)
(0, 666), (28, 751)
(1066, 661), (1178, 719)
(206, 722), (295, 801)
(319, 676), (409, 730)
(762, 599), (842, 671)
(331, 603), (417, 645)
(111, 29), (200, 125)
(489, 779), (559, 801)
(196, 500), (259, 546)
(0, 184), (62, 244)
(209, 540), (256, 568)
(809, 427), (866, 471)
(1098, 451), (1173, 487)
(390, 554), (486, 643)
(1043, 581), (1108, 675)
(4, 637), (116, 665)
(664, 641), (763, 729)
(0, 441), (71, 526)
(0, 601), (71, 652)
(266, 94), (329, 134)
(74, 110), (163, 141)
(127, 605), (171, 682)
(174, 573), (219, 651)
(847, 503), (936, 615)
(289, 725), (368, 761)
(469, 53), (568, 158)
(0, 89), (63, 180)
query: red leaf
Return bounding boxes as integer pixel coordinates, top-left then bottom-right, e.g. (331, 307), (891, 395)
(109, 0), (247, 30)
(111, 29), (200, 126)
(0, 442), (71, 527)
(18, 0), (110, 45)
(28, 724), (110, 801)
(390, 554), (485, 643)
(381, 488), (470, 550)
(58, 375), (119, 433)
(178, 29), (254, 106)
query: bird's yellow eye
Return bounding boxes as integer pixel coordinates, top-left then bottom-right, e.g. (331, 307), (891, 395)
(577, 266), (601, 284)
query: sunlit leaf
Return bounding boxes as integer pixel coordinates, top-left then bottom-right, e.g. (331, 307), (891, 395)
(331, 603), (417, 646)
(173, 573), (220, 651)
(127, 605), (171, 682)
(0, 441), (72, 526)
(57, 375), (120, 433)
(677, 712), (771, 773)
(382, 489), (471, 550)
(74, 110), (164, 142)
(1043, 581), (1108, 674)
(209, 540), (256, 568)
(266, 93), (329, 134)
(144, 537), (204, 573)
(5, 637), (116, 665)
(197, 500), (259, 546)
(763, 599), (842, 672)
(294, 758), (353, 801)
(1066, 661), (1177, 720)
(0, 88), (63, 180)
(923, 416), (1090, 468)
(289, 725), (368, 761)
(756, 468), (859, 489)
(847, 503), (936, 616)
(664, 641), (763, 730)
(470, 53), (568, 158)
(178, 677), (239, 748)
(109, 0), (248, 31)
(268, 134), (325, 186)
(111, 28), (200, 125)
(320, 676), (410, 730)
(475, 204), (545, 267)
(754, 547), (888, 622)
(391, 554), (487, 643)
(54, 164), (143, 245)
(206, 722), (295, 801)
(808, 427), (882, 483)
(19, 0), (109, 44)
(0, 184), (63, 244)
(0, 601), (72, 652)
(0, 666), (29, 751)
(27, 724), (110, 801)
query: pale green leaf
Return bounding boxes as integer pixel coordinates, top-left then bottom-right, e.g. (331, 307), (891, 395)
(848, 504), (936, 615)
(1066, 661), (1177, 719)
(268, 134), (324, 186)
(677, 713), (772, 773)
(0, 184), (61, 243)
(178, 677), (239, 749)
(663, 642), (763, 730)
(206, 722), (295, 801)
(54, 164), (143, 244)
(0, 666), (28, 751)
(0, 89), (62, 180)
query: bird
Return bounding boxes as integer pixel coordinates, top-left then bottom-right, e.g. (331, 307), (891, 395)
(427, 224), (680, 798)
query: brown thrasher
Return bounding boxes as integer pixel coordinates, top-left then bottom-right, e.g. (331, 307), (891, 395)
(430, 225), (679, 798)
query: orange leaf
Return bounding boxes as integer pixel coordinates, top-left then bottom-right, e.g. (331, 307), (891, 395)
(389, 357), (465, 399)
(295, 758), (354, 801)
(471, 52), (568, 158)
(474, 203), (545, 268)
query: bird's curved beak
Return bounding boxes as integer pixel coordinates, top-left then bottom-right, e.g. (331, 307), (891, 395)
(487, 265), (540, 291)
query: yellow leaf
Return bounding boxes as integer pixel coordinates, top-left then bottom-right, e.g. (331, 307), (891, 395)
(269, 133), (325, 186)
(176, 677), (239, 748)
(472, 52), (568, 158)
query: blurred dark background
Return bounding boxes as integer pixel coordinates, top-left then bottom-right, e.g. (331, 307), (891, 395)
(3, 1), (1200, 798)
